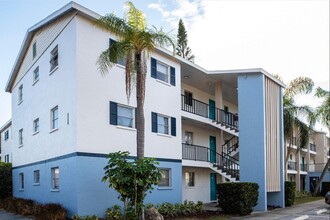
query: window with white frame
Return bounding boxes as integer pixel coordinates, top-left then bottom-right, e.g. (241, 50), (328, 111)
(5, 155), (9, 163)
(185, 172), (195, 187)
(50, 45), (58, 71)
(33, 118), (39, 133)
(4, 130), (9, 141)
(117, 105), (134, 128)
(34, 170), (40, 184)
(18, 85), (23, 103)
(33, 67), (39, 82)
(158, 168), (171, 187)
(51, 167), (59, 189)
(51, 106), (58, 130)
(32, 42), (37, 59)
(157, 115), (169, 135)
(19, 129), (23, 146)
(19, 173), (24, 189)
(156, 61), (169, 83)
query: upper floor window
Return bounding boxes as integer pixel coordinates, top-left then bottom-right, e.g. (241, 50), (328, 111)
(4, 154), (9, 163)
(109, 38), (126, 66)
(32, 42), (37, 59)
(158, 168), (171, 187)
(33, 67), (39, 83)
(151, 112), (176, 136)
(4, 130), (9, 141)
(19, 129), (23, 146)
(151, 58), (175, 86)
(51, 167), (59, 190)
(18, 85), (23, 103)
(50, 45), (58, 72)
(110, 101), (135, 128)
(33, 118), (39, 133)
(51, 106), (58, 130)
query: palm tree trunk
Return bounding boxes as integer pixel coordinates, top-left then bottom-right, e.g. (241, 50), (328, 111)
(136, 52), (145, 160)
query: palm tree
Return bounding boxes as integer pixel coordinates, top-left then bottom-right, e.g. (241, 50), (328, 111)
(314, 87), (330, 130)
(277, 76), (316, 166)
(95, 2), (174, 160)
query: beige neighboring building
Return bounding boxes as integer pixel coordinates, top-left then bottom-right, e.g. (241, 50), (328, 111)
(286, 128), (330, 192)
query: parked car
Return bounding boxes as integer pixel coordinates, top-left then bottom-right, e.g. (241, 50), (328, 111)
(325, 191), (330, 204)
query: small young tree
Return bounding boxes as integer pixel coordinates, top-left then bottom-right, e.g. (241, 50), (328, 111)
(176, 19), (195, 62)
(0, 161), (12, 199)
(102, 151), (162, 219)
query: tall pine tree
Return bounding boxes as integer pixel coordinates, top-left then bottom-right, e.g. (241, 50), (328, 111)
(176, 19), (195, 62)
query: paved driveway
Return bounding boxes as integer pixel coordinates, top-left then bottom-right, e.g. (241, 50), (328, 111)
(0, 209), (32, 220)
(231, 199), (330, 220)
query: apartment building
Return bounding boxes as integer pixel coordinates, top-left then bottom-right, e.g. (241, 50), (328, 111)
(286, 129), (330, 192)
(3, 2), (285, 216)
(0, 120), (12, 163)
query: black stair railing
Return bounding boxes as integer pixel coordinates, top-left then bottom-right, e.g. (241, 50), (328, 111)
(222, 136), (239, 155)
(182, 143), (239, 180)
(181, 95), (238, 131)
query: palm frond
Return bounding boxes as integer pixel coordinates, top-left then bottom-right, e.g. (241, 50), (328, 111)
(125, 2), (146, 31)
(97, 49), (113, 75)
(94, 13), (131, 38)
(294, 118), (309, 149)
(284, 77), (314, 98)
(315, 87), (329, 98)
(149, 27), (175, 54)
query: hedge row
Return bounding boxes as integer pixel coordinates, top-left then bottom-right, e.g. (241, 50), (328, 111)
(0, 162), (12, 199)
(285, 181), (295, 206)
(217, 182), (259, 215)
(1, 197), (67, 220)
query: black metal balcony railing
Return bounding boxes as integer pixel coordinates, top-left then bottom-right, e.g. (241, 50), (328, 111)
(287, 161), (297, 170)
(182, 143), (239, 180)
(222, 136), (239, 155)
(300, 164), (307, 171)
(181, 95), (238, 130)
(310, 143), (316, 152)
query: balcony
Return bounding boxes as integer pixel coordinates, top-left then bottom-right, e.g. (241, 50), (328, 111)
(287, 161), (297, 170)
(181, 95), (238, 131)
(310, 143), (316, 152)
(182, 143), (239, 180)
(300, 164), (307, 172)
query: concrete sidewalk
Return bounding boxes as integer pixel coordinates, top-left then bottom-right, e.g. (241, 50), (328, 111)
(0, 209), (32, 220)
(231, 199), (329, 220)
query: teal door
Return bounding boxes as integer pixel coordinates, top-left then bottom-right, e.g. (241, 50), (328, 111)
(210, 136), (216, 163)
(209, 99), (215, 120)
(210, 173), (217, 200)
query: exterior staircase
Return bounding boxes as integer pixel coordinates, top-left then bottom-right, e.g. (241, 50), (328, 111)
(222, 136), (239, 159)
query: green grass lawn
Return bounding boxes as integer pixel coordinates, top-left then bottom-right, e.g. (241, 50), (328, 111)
(294, 196), (324, 205)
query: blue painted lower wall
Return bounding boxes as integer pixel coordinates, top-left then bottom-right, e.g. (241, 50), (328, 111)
(13, 154), (182, 217)
(306, 172), (330, 192)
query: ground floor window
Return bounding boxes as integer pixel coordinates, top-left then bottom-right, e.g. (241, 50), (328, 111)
(51, 167), (59, 189)
(185, 172), (195, 187)
(34, 170), (40, 184)
(19, 173), (24, 190)
(159, 168), (171, 187)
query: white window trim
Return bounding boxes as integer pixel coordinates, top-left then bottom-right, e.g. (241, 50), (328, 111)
(50, 106), (59, 131)
(117, 104), (135, 128)
(33, 118), (39, 134)
(18, 85), (23, 104)
(155, 60), (171, 85)
(19, 173), (24, 190)
(50, 45), (58, 73)
(185, 171), (195, 188)
(157, 114), (170, 135)
(51, 167), (59, 190)
(19, 129), (23, 147)
(33, 170), (40, 185)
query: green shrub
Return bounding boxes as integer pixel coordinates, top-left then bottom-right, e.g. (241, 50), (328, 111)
(72, 214), (99, 220)
(321, 182), (330, 196)
(35, 203), (67, 220)
(285, 181), (296, 206)
(295, 190), (310, 198)
(105, 205), (123, 220)
(153, 200), (203, 217)
(217, 182), (259, 215)
(0, 162), (12, 199)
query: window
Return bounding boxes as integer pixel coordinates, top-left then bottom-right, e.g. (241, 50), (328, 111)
(34, 170), (40, 184)
(19, 173), (24, 189)
(185, 131), (193, 144)
(110, 102), (135, 128)
(4, 130), (9, 141)
(4, 155), (9, 163)
(33, 67), (39, 82)
(33, 118), (39, 133)
(32, 42), (37, 58)
(224, 106), (229, 112)
(184, 91), (193, 106)
(51, 106), (58, 130)
(109, 38), (126, 66)
(19, 129), (23, 146)
(185, 172), (195, 187)
(117, 105), (134, 127)
(51, 167), (59, 189)
(157, 115), (169, 135)
(289, 154), (292, 160)
(151, 58), (175, 86)
(50, 45), (58, 71)
(151, 112), (176, 136)
(18, 85), (23, 103)
(159, 169), (171, 187)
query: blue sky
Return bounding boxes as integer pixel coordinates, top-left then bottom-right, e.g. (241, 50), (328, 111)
(0, 0), (329, 132)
